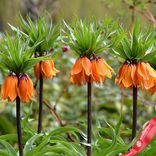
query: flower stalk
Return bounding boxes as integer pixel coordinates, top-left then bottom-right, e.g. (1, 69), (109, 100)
(87, 79), (92, 156)
(16, 96), (23, 156)
(132, 85), (138, 140)
(38, 61), (44, 133)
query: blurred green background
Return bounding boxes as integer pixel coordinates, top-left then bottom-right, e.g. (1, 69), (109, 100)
(0, 0), (156, 143)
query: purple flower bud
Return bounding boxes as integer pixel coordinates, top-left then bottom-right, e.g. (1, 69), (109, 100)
(62, 45), (69, 52)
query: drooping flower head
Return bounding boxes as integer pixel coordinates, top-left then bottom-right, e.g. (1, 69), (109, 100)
(112, 23), (156, 91)
(34, 59), (59, 80)
(17, 74), (34, 103)
(70, 57), (92, 85)
(1, 72), (18, 102)
(15, 15), (60, 80)
(91, 57), (114, 84)
(0, 33), (45, 102)
(63, 19), (116, 85)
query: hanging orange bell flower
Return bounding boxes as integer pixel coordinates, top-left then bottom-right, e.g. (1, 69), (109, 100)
(70, 57), (92, 85)
(17, 74), (34, 103)
(115, 62), (138, 88)
(116, 61), (156, 90)
(34, 59), (59, 80)
(1, 74), (18, 102)
(91, 58), (114, 84)
(136, 62), (156, 91)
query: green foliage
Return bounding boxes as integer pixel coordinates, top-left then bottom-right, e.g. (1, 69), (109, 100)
(0, 33), (46, 73)
(0, 139), (17, 156)
(17, 15), (59, 53)
(93, 116), (135, 156)
(62, 19), (118, 58)
(0, 126), (86, 156)
(112, 23), (156, 62)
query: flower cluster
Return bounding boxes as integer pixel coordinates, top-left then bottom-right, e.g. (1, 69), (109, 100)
(34, 59), (59, 80)
(115, 61), (156, 92)
(112, 23), (156, 94)
(2, 73), (33, 102)
(70, 56), (114, 85)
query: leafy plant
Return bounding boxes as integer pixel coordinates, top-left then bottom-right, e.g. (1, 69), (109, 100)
(0, 33), (45, 73)
(62, 19), (118, 58)
(0, 126), (87, 156)
(93, 116), (135, 156)
(111, 23), (156, 62)
(13, 15), (60, 53)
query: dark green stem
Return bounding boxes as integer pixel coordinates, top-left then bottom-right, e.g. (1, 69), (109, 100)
(87, 80), (92, 156)
(16, 96), (23, 156)
(37, 61), (43, 133)
(132, 85), (138, 140)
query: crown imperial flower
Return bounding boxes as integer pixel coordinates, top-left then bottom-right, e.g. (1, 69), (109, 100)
(34, 59), (59, 80)
(70, 57), (92, 85)
(91, 57), (114, 84)
(1, 73), (18, 102)
(17, 74), (34, 103)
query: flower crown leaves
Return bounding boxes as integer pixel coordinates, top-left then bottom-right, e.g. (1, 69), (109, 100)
(62, 19), (119, 58)
(111, 23), (156, 62)
(9, 15), (59, 53)
(0, 33), (47, 73)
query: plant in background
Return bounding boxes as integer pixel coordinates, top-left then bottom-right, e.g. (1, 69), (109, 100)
(63, 19), (117, 156)
(112, 23), (156, 139)
(15, 15), (60, 133)
(0, 33), (45, 156)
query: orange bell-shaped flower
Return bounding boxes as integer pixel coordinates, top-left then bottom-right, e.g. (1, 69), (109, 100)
(137, 62), (156, 91)
(1, 74), (18, 102)
(34, 59), (59, 80)
(70, 57), (92, 85)
(41, 59), (59, 79)
(91, 58), (114, 84)
(17, 74), (34, 103)
(115, 63), (138, 88)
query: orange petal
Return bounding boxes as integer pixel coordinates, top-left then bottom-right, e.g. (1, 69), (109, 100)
(146, 63), (156, 78)
(137, 62), (149, 80)
(116, 64), (127, 84)
(1, 76), (11, 99)
(8, 76), (18, 102)
(96, 58), (113, 78)
(27, 76), (34, 98)
(41, 61), (53, 78)
(131, 64), (138, 87)
(122, 64), (132, 88)
(81, 57), (92, 76)
(50, 59), (59, 76)
(91, 60), (99, 81)
(70, 58), (82, 75)
(34, 63), (40, 80)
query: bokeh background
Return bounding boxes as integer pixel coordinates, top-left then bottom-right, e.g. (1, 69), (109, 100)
(0, 0), (156, 142)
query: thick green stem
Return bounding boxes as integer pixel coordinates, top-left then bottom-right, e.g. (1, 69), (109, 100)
(132, 86), (138, 140)
(87, 81), (92, 156)
(37, 61), (43, 133)
(16, 96), (23, 156)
